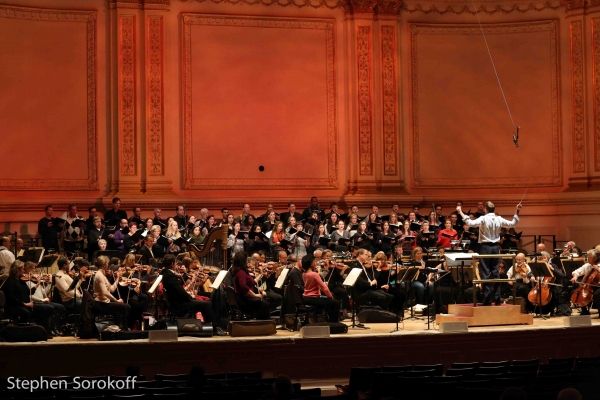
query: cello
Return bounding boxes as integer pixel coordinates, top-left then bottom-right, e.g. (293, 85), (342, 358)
(527, 258), (555, 307)
(571, 266), (600, 307)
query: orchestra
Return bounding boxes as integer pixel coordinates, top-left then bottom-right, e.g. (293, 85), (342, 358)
(0, 197), (598, 340)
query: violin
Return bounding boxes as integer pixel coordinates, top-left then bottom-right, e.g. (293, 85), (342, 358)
(515, 262), (529, 278)
(119, 277), (140, 287)
(571, 265), (600, 307)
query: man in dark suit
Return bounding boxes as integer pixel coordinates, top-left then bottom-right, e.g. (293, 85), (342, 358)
(160, 255), (225, 336)
(280, 202), (303, 226)
(104, 197), (127, 227)
(137, 235), (155, 265)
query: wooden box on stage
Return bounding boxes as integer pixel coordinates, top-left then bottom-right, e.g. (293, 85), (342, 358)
(436, 304), (533, 327)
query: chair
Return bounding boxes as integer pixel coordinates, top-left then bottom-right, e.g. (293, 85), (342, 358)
(510, 358), (539, 366)
(226, 371), (262, 380)
(380, 365), (412, 373)
(154, 374), (189, 382)
(224, 286), (250, 321)
(508, 364), (538, 374)
(477, 366), (508, 375)
(289, 284), (319, 331)
(400, 369), (436, 378)
(413, 364), (443, 376)
(451, 362), (480, 370)
(539, 362), (571, 373)
(446, 368), (476, 377)
(371, 372), (403, 398)
(480, 360), (509, 368)
(340, 367), (381, 395)
(548, 357), (576, 368)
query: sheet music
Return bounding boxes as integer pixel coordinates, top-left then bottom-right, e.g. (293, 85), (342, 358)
(343, 267), (362, 287)
(275, 268), (289, 289)
(147, 274), (163, 294)
(445, 252), (479, 266)
(210, 270), (228, 290)
(266, 231), (272, 239)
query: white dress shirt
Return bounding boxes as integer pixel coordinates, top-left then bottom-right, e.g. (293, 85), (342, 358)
(0, 247), (15, 271)
(463, 213), (519, 243)
(572, 263), (599, 278)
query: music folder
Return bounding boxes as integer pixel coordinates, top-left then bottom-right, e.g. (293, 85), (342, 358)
(236, 231), (249, 240)
(318, 236), (331, 246)
(279, 239), (294, 248)
(409, 222), (422, 232)
(101, 228), (116, 240)
(173, 237), (191, 247)
(129, 216), (144, 226)
(337, 237), (350, 246)
(295, 231), (311, 240)
(156, 236), (170, 247)
(380, 235), (395, 243)
(369, 222), (381, 231)
(251, 231), (269, 241)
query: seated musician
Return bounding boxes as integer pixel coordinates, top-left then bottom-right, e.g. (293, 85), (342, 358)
(24, 262), (66, 336)
(352, 249), (394, 309)
(249, 253), (281, 310)
(55, 257), (84, 310)
(118, 254), (149, 329)
(409, 247), (434, 306)
(2, 260), (55, 336)
(231, 252), (270, 320)
(373, 251), (405, 314)
(321, 249), (350, 319)
(532, 251), (565, 316)
(301, 255), (341, 322)
(570, 249), (600, 316)
(161, 254), (225, 335)
(429, 248), (457, 315)
(93, 256), (130, 330)
(506, 253), (533, 307)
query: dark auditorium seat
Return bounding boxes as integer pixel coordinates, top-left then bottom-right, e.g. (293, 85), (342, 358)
(450, 362), (480, 370)
(154, 374), (189, 382)
(413, 364), (443, 376)
(510, 358), (539, 366)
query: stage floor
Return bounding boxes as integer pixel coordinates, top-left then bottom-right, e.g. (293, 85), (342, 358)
(36, 308), (599, 344)
(2, 309), (600, 380)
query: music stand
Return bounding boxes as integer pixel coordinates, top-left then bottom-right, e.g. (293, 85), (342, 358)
(19, 247), (45, 263)
(399, 264), (421, 321)
(389, 262), (406, 334)
(343, 268), (368, 329)
(471, 254), (517, 307)
(148, 274), (163, 319)
(210, 270), (228, 328)
(528, 262), (553, 319)
(445, 253), (477, 304)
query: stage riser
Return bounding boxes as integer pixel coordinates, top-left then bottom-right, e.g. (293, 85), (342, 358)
(0, 326), (599, 380)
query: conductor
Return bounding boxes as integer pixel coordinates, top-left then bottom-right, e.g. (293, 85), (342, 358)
(457, 201), (522, 306)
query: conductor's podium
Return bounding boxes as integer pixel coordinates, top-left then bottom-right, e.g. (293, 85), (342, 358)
(436, 304), (533, 327)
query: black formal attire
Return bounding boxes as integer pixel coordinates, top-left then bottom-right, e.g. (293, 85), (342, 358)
(161, 268), (215, 326)
(280, 212), (303, 225)
(137, 245), (155, 265)
(285, 267), (305, 292)
(352, 263), (394, 309)
(416, 232), (436, 251)
(124, 234), (140, 253)
(2, 277), (54, 334)
(38, 217), (60, 252)
(104, 209), (127, 227)
(352, 232), (373, 253)
(325, 267), (350, 310)
(87, 228), (103, 261)
(375, 268), (405, 313)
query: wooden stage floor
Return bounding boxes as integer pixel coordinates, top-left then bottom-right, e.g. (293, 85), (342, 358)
(2, 310), (600, 380)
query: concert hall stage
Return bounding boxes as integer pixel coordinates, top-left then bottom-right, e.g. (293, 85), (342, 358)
(2, 313), (600, 381)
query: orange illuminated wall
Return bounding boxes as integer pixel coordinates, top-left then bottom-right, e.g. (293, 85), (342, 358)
(0, 0), (599, 249)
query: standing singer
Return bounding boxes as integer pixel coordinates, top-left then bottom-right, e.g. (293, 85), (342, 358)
(457, 201), (522, 306)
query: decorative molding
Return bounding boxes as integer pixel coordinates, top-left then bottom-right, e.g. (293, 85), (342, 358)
(181, 14), (338, 189)
(571, 20), (586, 173)
(179, 0), (342, 9)
(411, 21), (561, 188)
(402, 0), (563, 14)
(119, 15), (137, 176)
(357, 25), (373, 176)
(593, 19), (600, 172)
(381, 25), (397, 176)
(147, 16), (164, 176)
(0, 5), (98, 191)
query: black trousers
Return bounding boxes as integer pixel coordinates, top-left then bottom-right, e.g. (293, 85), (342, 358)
(330, 285), (350, 310)
(178, 300), (215, 326)
(236, 294), (270, 320)
(6, 304), (54, 332)
(92, 301), (131, 330)
(266, 289), (282, 311)
(434, 285), (457, 314)
(358, 289), (394, 309)
(127, 293), (149, 329)
(304, 296), (341, 322)
(479, 243), (501, 301)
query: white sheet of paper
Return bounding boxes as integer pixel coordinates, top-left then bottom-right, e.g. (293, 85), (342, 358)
(210, 270), (228, 290)
(445, 253), (479, 266)
(343, 267), (362, 287)
(275, 268), (289, 289)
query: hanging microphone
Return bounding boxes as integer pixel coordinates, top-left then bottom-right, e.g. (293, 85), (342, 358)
(512, 126), (520, 148)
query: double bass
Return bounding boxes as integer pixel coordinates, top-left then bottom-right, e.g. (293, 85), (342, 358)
(571, 265), (600, 307)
